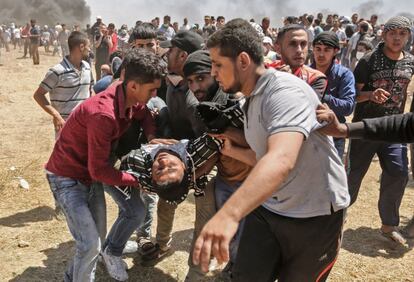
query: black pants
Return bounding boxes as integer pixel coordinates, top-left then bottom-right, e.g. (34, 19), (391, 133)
(232, 206), (345, 282)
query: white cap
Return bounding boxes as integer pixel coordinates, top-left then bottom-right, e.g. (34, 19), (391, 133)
(263, 36), (273, 44)
(96, 15), (102, 20)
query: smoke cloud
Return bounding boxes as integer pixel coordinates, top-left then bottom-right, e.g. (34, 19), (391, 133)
(0, 0), (91, 26)
(90, 0), (298, 27)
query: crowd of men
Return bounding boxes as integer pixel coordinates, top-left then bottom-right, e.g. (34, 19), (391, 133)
(7, 10), (414, 282)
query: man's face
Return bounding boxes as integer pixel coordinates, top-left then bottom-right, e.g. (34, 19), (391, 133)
(383, 28), (410, 53)
(333, 20), (340, 29)
(352, 14), (358, 24)
(209, 47), (242, 94)
(100, 25), (107, 35)
(279, 29), (308, 69)
(30, 21), (35, 27)
(132, 38), (158, 54)
(80, 39), (91, 60)
(166, 46), (185, 74)
(129, 79), (161, 104)
(152, 151), (185, 184)
(217, 19), (225, 29)
(326, 16), (333, 25)
(187, 73), (217, 101)
(204, 18), (211, 25)
(108, 25), (115, 34)
(313, 44), (337, 68)
(262, 19), (270, 30)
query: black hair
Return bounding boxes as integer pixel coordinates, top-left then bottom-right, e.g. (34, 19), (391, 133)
(276, 24), (306, 44)
(123, 48), (166, 84)
(108, 23), (115, 29)
(357, 40), (373, 51)
(307, 15), (314, 23)
(360, 22), (369, 33)
(285, 16), (295, 25)
(206, 18), (264, 65)
(130, 23), (157, 41)
(68, 31), (89, 51)
(109, 50), (123, 62)
(217, 16), (225, 22)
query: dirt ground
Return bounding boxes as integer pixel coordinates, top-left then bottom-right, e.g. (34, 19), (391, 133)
(0, 47), (413, 282)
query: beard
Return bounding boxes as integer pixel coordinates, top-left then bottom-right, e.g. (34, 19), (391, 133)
(194, 81), (220, 102)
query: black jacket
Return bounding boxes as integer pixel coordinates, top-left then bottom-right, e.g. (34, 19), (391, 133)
(348, 112), (414, 143)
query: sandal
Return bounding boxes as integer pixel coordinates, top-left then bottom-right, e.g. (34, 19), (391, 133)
(137, 237), (156, 256)
(141, 243), (173, 267)
(380, 229), (407, 246)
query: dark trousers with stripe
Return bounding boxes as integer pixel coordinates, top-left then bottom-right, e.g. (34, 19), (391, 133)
(232, 206), (345, 282)
(347, 140), (408, 226)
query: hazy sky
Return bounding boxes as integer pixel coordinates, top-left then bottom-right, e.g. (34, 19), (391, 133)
(86, 0), (414, 28)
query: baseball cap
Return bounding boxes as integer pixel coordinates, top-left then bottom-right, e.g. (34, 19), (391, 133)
(263, 36), (273, 44)
(159, 31), (205, 54)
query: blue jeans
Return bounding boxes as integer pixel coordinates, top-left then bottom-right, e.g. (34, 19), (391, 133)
(347, 140), (408, 226)
(334, 137), (345, 161)
(136, 191), (158, 238)
(103, 185), (146, 256)
(46, 173), (106, 282)
(215, 176), (244, 263)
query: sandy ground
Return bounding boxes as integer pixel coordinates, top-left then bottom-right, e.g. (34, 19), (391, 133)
(0, 47), (413, 282)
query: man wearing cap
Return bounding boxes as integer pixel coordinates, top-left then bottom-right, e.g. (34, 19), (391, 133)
(269, 24), (327, 98)
(311, 31), (356, 158)
(347, 16), (414, 245)
(262, 36), (278, 64)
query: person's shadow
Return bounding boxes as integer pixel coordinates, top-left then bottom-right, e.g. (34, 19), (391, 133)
(10, 241), (74, 282)
(0, 206), (55, 228)
(342, 219), (413, 259)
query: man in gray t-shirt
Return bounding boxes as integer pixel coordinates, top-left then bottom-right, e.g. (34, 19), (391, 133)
(192, 19), (350, 281)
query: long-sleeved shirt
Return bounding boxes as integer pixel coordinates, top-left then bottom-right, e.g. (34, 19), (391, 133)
(311, 62), (356, 123)
(46, 82), (155, 186)
(348, 112), (414, 143)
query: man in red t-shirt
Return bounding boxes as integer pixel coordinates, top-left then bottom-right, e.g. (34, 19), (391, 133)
(108, 23), (118, 54)
(45, 49), (165, 282)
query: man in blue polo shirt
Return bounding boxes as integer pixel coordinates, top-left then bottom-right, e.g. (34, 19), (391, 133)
(311, 31), (356, 158)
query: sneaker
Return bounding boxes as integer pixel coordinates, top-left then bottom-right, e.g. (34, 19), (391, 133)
(122, 240), (138, 254)
(101, 247), (128, 281)
(141, 243), (173, 267)
(380, 229), (407, 246)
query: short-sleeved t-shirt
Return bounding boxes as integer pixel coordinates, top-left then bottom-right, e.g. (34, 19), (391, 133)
(30, 26), (40, 44)
(243, 69), (349, 218)
(40, 57), (94, 119)
(353, 43), (414, 122)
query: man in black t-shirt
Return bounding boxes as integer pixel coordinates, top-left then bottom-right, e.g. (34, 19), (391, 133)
(348, 16), (414, 245)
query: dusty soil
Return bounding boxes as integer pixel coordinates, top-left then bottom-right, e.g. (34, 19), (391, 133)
(0, 47), (413, 282)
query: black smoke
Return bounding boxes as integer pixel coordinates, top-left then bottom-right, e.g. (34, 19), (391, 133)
(0, 0), (91, 26)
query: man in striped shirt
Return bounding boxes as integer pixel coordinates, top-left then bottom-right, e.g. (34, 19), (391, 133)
(33, 31), (94, 138)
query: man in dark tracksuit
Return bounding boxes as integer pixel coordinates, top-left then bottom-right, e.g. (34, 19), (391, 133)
(317, 105), (414, 241)
(346, 16), (414, 245)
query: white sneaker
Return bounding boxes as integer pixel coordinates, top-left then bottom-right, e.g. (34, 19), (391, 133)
(101, 247), (128, 281)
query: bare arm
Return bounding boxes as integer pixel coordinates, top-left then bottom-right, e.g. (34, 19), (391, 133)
(193, 131), (304, 271)
(33, 86), (65, 130)
(219, 138), (256, 166)
(355, 83), (390, 104)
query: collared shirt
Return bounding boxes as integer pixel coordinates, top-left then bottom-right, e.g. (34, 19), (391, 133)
(40, 56), (94, 119)
(46, 82), (156, 186)
(243, 68), (349, 218)
(311, 62), (356, 123)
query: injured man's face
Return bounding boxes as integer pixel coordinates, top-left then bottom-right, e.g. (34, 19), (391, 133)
(152, 150), (186, 185)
